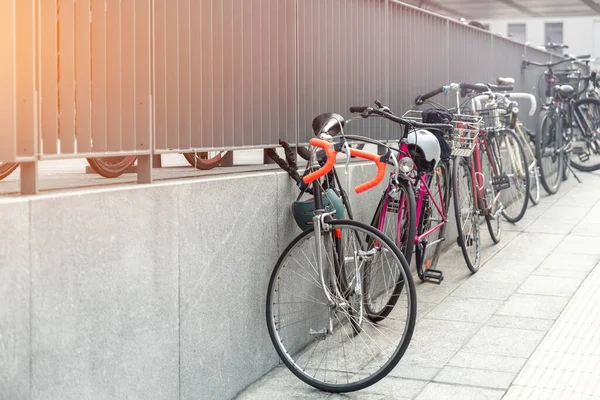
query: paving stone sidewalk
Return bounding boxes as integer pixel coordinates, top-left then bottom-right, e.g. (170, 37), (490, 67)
(236, 171), (600, 400)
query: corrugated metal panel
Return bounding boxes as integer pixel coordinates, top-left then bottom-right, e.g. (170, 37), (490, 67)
(153, 0), (297, 151)
(35, 0), (151, 157)
(297, 0), (389, 144)
(0, 0), (17, 162)
(15, 0), (37, 160)
(1, 0), (568, 166)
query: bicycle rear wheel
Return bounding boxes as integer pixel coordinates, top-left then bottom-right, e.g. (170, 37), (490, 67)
(0, 162), (18, 181)
(86, 156), (137, 178)
(536, 110), (564, 195)
(452, 156), (481, 273)
(368, 179), (415, 321)
(266, 219), (416, 393)
(183, 151), (229, 170)
(415, 162), (450, 279)
(371, 179), (416, 264)
(480, 137), (502, 244)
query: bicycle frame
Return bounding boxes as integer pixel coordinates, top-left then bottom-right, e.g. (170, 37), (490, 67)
(377, 141), (448, 247)
(471, 127), (502, 215)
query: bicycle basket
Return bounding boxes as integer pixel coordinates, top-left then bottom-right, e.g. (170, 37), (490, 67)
(402, 109), (481, 157)
(554, 68), (582, 86)
(476, 107), (508, 131)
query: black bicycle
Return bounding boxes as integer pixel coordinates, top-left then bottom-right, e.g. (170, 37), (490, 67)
(522, 54), (600, 194)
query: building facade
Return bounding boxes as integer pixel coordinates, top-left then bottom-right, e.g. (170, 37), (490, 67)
(481, 16), (600, 67)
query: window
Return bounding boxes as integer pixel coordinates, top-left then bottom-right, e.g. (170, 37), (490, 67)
(545, 22), (564, 46)
(508, 23), (526, 42)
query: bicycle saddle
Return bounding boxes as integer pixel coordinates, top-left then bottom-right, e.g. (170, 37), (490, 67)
(312, 113), (345, 136)
(556, 85), (575, 99)
(497, 76), (515, 85)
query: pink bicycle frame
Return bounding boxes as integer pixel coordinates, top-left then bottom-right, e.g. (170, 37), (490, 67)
(377, 142), (448, 247)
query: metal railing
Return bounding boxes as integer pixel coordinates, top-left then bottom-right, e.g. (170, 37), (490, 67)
(0, 0), (567, 194)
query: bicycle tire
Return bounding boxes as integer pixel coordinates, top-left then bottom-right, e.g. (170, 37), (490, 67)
(499, 129), (530, 223)
(266, 219), (416, 393)
(570, 98), (600, 172)
(183, 151), (229, 170)
(366, 179), (415, 322)
(480, 138), (502, 244)
(371, 179), (416, 264)
(86, 156), (137, 178)
(452, 156), (481, 273)
(536, 109), (564, 195)
(529, 162), (541, 205)
(415, 162), (450, 278)
(0, 162), (19, 181)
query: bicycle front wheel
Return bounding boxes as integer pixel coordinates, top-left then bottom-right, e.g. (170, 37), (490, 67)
(266, 219), (416, 393)
(452, 156), (481, 273)
(571, 98), (600, 172)
(499, 129), (530, 223)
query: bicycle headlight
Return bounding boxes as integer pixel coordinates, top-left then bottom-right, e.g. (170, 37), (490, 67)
(399, 157), (414, 174)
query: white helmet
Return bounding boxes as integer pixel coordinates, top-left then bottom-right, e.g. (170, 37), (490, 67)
(405, 129), (442, 172)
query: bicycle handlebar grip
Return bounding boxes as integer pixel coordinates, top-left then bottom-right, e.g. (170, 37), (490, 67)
(302, 139), (338, 184)
(348, 148), (386, 194)
(350, 106), (369, 113)
(460, 83), (489, 92)
(575, 54), (591, 60)
(494, 85), (514, 91)
(415, 87), (444, 105)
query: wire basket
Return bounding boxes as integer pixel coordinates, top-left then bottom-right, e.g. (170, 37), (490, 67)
(475, 107), (508, 131)
(402, 110), (482, 157)
(554, 68), (582, 86)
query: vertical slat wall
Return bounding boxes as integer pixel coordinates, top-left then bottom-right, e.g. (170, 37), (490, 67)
(0, 0), (17, 162)
(1, 0), (567, 166)
(297, 0), (389, 143)
(153, 0), (297, 152)
(389, 3), (451, 121)
(16, 0), (37, 160)
(35, 0), (152, 157)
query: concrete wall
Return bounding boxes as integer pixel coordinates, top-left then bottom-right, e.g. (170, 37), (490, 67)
(1, 160), (422, 400)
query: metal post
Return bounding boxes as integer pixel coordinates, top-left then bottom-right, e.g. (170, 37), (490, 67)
(20, 161), (38, 195)
(220, 151), (234, 167)
(137, 154), (152, 183)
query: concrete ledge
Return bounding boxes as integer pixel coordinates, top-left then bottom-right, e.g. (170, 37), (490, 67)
(0, 161), (460, 399)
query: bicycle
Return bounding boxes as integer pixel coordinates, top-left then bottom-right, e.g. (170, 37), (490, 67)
(345, 103), (454, 284)
(266, 121), (417, 392)
(471, 84), (539, 210)
(522, 54), (599, 193)
(414, 82), (523, 272)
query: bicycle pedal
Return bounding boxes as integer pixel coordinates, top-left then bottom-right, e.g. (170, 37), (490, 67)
(492, 174), (511, 191)
(386, 199), (399, 213)
(423, 269), (444, 284)
(573, 147), (590, 162)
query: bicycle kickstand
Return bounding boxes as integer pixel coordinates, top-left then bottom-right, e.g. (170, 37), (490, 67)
(565, 159), (582, 183)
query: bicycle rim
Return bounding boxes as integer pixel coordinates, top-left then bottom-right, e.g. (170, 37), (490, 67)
(499, 129), (530, 223)
(452, 157), (481, 273)
(480, 139), (501, 243)
(536, 110), (563, 195)
(571, 98), (600, 172)
(266, 220), (416, 393)
(416, 163), (450, 275)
